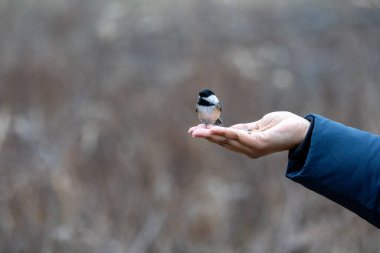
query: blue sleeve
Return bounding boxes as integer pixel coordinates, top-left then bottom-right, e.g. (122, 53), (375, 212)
(286, 114), (380, 228)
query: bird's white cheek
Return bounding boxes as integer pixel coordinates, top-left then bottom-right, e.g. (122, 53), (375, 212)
(205, 95), (219, 104)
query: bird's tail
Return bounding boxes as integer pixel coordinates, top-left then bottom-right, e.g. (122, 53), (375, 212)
(215, 118), (223, 126)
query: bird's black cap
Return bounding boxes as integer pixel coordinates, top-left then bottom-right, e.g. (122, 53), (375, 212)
(199, 89), (215, 98)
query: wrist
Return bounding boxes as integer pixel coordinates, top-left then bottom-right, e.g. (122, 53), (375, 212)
(300, 118), (311, 142)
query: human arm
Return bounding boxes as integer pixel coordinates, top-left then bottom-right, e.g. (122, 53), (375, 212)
(188, 112), (380, 228)
(286, 114), (380, 228)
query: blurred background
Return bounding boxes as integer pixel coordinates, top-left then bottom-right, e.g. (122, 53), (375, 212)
(0, 0), (380, 252)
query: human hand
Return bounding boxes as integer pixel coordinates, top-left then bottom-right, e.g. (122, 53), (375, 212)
(188, 111), (310, 159)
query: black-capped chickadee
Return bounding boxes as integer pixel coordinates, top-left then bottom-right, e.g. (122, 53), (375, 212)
(196, 89), (223, 126)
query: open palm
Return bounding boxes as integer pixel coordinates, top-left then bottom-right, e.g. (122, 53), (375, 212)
(188, 111), (310, 159)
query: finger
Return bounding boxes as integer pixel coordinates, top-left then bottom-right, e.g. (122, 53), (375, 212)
(209, 127), (240, 140)
(191, 125), (228, 137)
(203, 128), (250, 149)
(192, 128), (259, 158)
(230, 121), (260, 131)
(218, 138), (255, 156)
(229, 123), (248, 130)
(191, 127), (213, 138)
(204, 134), (227, 144)
(191, 127), (237, 143)
(188, 126), (197, 134)
(192, 125), (228, 137)
(230, 123), (250, 130)
(211, 137), (257, 158)
(211, 127), (269, 152)
(198, 131), (236, 145)
(188, 124), (208, 134)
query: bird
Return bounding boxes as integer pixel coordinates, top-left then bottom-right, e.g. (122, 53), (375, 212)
(195, 89), (223, 126)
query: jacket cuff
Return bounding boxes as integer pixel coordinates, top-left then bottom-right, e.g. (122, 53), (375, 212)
(287, 114), (315, 173)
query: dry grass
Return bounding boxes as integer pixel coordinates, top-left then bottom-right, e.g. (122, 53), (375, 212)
(0, 0), (380, 252)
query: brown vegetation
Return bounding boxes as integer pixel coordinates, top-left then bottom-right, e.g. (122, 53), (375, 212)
(0, 0), (380, 252)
